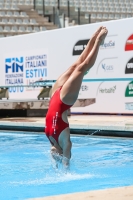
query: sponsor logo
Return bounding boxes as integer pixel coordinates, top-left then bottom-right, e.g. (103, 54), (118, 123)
(25, 55), (47, 79)
(80, 85), (89, 91)
(72, 39), (89, 55)
(52, 112), (58, 134)
(99, 85), (116, 93)
(125, 34), (133, 51)
(97, 57), (117, 74)
(125, 81), (133, 97)
(100, 40), (115, 49)
(73, 38), (115, 55)
(5, 57), (23, 73)
(125, 102), (133, 110)
(101, 63), (114, 72)
(125, 58), (133, 74)
(5, 57), (24, 85)
(25, 54), (47, 91)
(4, 52), (48, 93)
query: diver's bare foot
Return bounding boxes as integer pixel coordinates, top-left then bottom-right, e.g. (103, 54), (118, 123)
(91, 26), (103, 43)
(97, 27), (108, 43)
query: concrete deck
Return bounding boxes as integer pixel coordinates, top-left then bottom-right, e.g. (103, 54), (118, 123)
(28, 186), (133, 200)
(0, 114), (133, 136)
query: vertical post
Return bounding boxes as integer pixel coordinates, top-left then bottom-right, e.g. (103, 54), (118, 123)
(34, 0), (36, 10)
(68, 0), (70, 18)
(63, 13), (65, 28)
(43, 0), (45, 16)
(78, 7), (80, 25)
(58, 0), (60, 11)
(89, 14), (91, 23)
(53, 7), (55, 24)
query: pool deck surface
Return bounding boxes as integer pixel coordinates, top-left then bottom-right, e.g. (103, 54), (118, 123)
(29, 186), (133, 200)
(0, 114), (133, 134)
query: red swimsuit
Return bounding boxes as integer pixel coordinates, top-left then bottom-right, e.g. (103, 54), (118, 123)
(45, 87), (72, 146)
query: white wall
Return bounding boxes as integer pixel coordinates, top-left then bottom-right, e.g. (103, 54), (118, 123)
(0, 18), (133, 113)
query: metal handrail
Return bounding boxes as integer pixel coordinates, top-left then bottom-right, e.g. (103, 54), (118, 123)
(1, 77), (133, 89)
(0, 80), (55, 88)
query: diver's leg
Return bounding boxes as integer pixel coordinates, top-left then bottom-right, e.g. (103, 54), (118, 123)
(51, 26), (103, 95)
(60, 27), (108, 105)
